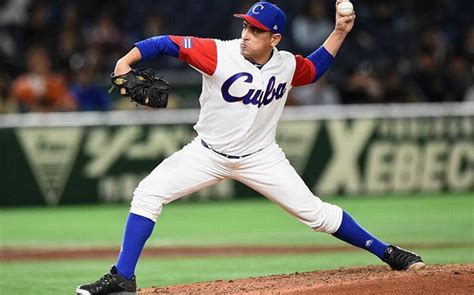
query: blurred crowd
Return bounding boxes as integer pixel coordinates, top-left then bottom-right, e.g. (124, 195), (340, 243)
(0, 0), (473, 113)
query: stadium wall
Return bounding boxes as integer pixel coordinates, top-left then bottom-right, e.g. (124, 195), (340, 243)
(1, 102), (473, 206)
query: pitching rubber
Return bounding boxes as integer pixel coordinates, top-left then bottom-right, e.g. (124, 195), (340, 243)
(407, 261), (426, 270)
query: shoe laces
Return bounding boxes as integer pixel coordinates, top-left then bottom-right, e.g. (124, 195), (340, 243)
(95, 272), (114, 286)
(391, 247), (415, 264)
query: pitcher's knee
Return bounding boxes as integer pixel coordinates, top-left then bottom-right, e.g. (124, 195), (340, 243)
(309, 203), (343, 234)
(130, 188), (164, 222)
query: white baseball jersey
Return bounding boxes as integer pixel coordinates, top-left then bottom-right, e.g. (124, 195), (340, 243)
(169, 36), (317, 155)
(130, 36), (342, 234)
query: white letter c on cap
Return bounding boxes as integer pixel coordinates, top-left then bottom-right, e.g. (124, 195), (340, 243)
(252, 4), (264, 14)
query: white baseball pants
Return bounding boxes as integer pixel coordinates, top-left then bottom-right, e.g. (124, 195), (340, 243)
(130, 137), (342, 233)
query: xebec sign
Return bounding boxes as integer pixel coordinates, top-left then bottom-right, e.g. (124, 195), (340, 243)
(315, 117), (474, 195)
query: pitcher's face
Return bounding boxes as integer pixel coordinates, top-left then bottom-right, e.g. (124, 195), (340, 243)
(240, 21), (281, 63)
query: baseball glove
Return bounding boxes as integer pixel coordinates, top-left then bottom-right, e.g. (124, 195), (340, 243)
(110, 68), (169, 108)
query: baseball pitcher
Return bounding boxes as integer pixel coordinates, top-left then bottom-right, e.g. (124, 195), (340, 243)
(77, 2), (424, 294)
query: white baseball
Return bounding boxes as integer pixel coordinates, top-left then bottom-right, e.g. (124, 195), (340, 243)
(337, 1), (354, 16)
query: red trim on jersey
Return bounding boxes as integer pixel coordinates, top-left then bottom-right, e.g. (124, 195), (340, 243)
(291, 55), (317, 87)
(169, 35), (217, 76)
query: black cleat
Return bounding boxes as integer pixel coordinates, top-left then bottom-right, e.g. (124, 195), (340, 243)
(76, 265), (137, 294)
(383, 245), (425, 271)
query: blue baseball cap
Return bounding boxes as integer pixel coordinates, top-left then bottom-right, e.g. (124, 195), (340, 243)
(234, 2), (287, 34)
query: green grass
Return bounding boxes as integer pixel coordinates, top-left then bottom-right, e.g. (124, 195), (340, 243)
(0, 194), (474, 248)
(0, 193), (473, 294)
(1, 193), (473, 248)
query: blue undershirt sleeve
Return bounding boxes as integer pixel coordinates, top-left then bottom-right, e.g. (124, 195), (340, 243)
(134, 35), (179, 60)
(307, 46), (335, 82)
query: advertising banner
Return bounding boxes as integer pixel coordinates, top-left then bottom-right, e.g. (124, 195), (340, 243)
(1, 111), (472, 206)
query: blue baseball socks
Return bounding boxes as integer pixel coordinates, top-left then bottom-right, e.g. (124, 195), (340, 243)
(333, 211), (388, 260)
(115, 211), (388, 279)
(115, 213), (155, 279)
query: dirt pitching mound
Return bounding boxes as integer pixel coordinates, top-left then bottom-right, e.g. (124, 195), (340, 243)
(139, 264), (473, 294)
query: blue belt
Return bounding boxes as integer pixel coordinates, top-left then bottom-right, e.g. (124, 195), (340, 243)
(201, 140), (254, 159)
